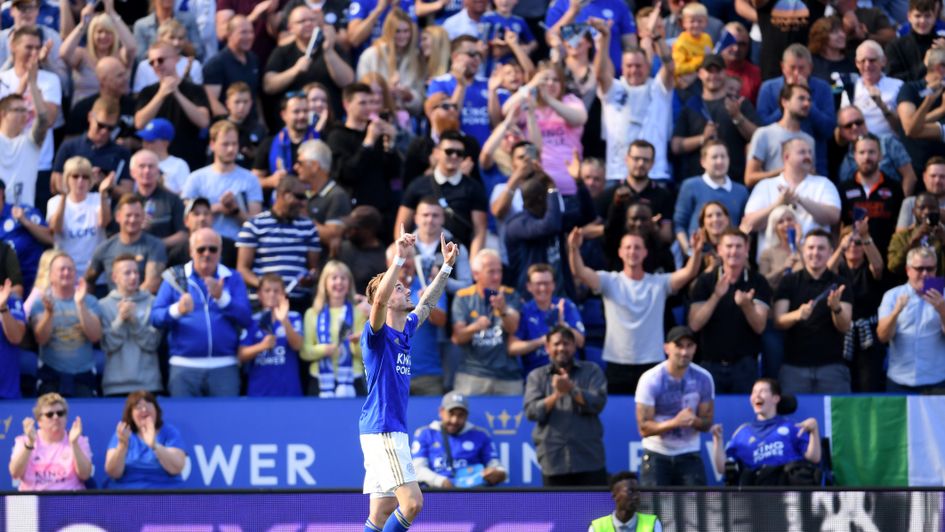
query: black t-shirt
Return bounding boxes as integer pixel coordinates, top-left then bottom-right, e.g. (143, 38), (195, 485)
(337, 240), (387, 294)
(838, 260), (883, 321)
(596, 179), (675, 226)
(838, 175), (903, 255)
(756, 0), (825, 80)
(886, 32), (935, 82)
(897, 80), (944, 173)
(209, 115), (268, 169)
(401, 175), (488, 248)
(135, 81), (211, 170)
(672, 96), (759, 184)
(264, 42), (347, 119)
(775, 268), (853, 367)
(307, 180), (352, 224)
(690, 267), (773, 363)
(67, 93), (137, 140)
(203, 47), (262, 120)
(139, 186), (185, 240)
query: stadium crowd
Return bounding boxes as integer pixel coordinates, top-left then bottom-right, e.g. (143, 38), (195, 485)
(2, 0), (945, 491)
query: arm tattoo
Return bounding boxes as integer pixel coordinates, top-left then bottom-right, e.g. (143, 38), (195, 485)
(413, 269), (450, 326)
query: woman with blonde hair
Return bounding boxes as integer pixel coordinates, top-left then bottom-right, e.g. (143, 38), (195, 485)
(132, 19), (204, 93)
(301, 261), (368, 397)
(356, 8), (424, 115)
(421, 25), (451, 80)
(47, 156), (113, 278)
(60, 0), (137, 104)
(757, 205), (803, 291)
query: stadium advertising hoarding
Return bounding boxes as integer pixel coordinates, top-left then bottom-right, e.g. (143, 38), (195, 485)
(0, 396), (825, 489)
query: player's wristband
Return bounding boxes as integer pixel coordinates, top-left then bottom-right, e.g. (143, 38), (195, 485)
(394, 256), (406, 267)
(440, 264), (453, 276)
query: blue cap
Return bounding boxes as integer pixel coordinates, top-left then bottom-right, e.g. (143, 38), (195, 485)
(137, 118), (175, 142)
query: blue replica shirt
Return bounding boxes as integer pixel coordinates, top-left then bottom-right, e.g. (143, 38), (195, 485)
(479, 12), (535, 75)
(347, 0), (417, 49)
(0, 294), (25, 399)
(408, 277), (447, 377)
(359, 313), (419, 434)
(545, 0), (636, 72)
(106, 424), (186, 489)
(0, 203), (47, 292)
(427, 74), (491, 146)
(239, 310), (304, 397)
(515, 297), (585, 377)
(725, 416), (811, 470)
(433, 0), (463, 24)
(411, 421), (499, 480)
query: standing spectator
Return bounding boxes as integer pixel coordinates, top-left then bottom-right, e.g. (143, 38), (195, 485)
(30, 252), (102, 397)
(635, 326), (715, 486)
(59, 1), (136, 105)
(0, 178), (52, 294)
(203, 15), (262, 120)
(743, 138), (841, 257)
(151, 227), (253, 397)
(237, 274), (304, 397)
(442, 0), (487, 40)
(773, 229), (854, 394)
(509, 263), (585, 377)
(567, 227), (706, 394)
(411, 196), (472, 294)
(132, 0), (204, 62)
(837, 133), (904, 255)
(304, 82), (334, 135)
(337, 206), (388, 293)
(0, 278), (26, 399)
(134, 41), (211, 170)
(688, 229), (771, 393)
(887, 192), (945, 277)
(181, 120), (263, 240)
(451, 249), (522, 395)
(51, 97), (131, 196)
(215, 0), (281, 67)
(294, 139), (351, 256)
(2, 0), (57, 31)
(884, 0), (941, 81)
(504, 174), (564, 294)
(545, 0), (636, 71)
(412, 392), (507, 487)
(757, 205), (803, 293)
(832, 105), (915, 192)
(594, 20), (674, 181)
(0, 87), (48, 211)
(720, 22), (761, 104)
(215, 82), (268, 169)
(671, 2), (714, 85)
(896, 48), (945, 174)
(877, 246), (945, 392)
(427, 36), (491, 146)
(0, 0), (67, 87)
(745, 83), (817, 188)
(8, 393), (92, 490)
(104, 391), (187, 488)
(128, 149), (186, 248)
(98, 254), (162, 396)
(757, 49), (834, 178)
(66, 57), (135, 143)
(737, 0), (825, 80)
(524, 326), (608, 486)
(136, 118), (190, 194)
(346, 0), (417, 49)
(85, 194), (167, 295)
(897, 158), (945, 230)
(403, 92), (481, 191)
(253, 92), (318, 191)
(356, 9), (424, 116)
(237, 176), (321, 311)
(808, 16), (856, 83)
(421, 25), (451, 80)
(166, 198), (239, 268)
(840, 40), (903, 137)
(47, 157), (113, 277)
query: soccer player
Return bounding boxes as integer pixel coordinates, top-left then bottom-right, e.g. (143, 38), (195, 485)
(360, 226), (458, 532)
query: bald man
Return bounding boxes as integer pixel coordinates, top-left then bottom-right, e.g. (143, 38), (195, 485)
(66, 57), (136, 144)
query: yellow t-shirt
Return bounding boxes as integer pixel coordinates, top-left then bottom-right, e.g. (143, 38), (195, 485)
(672, 31), (714, 78)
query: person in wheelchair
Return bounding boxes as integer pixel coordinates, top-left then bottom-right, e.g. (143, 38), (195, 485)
(710, 377), (822, 486)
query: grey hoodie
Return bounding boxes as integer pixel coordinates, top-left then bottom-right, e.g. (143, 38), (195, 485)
(98, 289), (163, 396)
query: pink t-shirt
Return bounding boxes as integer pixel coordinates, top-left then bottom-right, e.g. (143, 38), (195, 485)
(13, 434), (91, 491)
(533, 93), (584, 196)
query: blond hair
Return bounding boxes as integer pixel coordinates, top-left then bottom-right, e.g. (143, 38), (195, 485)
(682, 2), (708, 18)
(312, 260), (357, 313)
(32, 392), (67, 419)
(87, 13), (120, 64)
(422, 26), (451, 79)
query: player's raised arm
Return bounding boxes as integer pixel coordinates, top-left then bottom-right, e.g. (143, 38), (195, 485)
(413, 233), (458, 326)
(369, 225), (416, 333)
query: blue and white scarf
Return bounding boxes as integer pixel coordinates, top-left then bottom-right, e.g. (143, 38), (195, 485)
(316, 302), (355, 398)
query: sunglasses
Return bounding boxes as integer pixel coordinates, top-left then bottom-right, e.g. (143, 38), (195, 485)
(95, 119), (118, 131)
(291, 192), (308, 200)
(463, 51), (482, 59)
(70, 174), (91, 181)
(196, 246), (219, 254)
(42, 410), (66, 419)
(910, 265), (936, 273)
(437, 103), (459, 111)
(149, 56), (168, 67)
(443, 148), (465, 158)
(841, 118), (865, 129)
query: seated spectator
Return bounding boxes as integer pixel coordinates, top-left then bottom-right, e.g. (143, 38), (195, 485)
(9, 393), (92, 490)
(238, 274), (304, 397)
(203, 15), (261, 120)
(694, 201), (734, 272)
(47, 157), (113, 277)
(896, 48), (945, 173)
(808, 16), (856, 83)
(831, 0), (897, 50)
(356, 9), (423, 116)
(671, 55), (759, 184)
(840, 40), (903, 138)
(884, 0), (940, 81)
(773, 229), (854, 394)
(359, 71), (415, 156)
(545, 0), (636, 73)
(128, 149), (186, 248)
(52, 97), (132, 196)
(604, 202), (676, 275)
(524, 326), (608, 486)
(85, 194), (167, 295)
(30, 252), (103, 397)
(505, 173), (564, 294)
(181, 120), (263, 240)
(671, 2), (714, 86)
(837, 133), (904, 255)
(166, 197), (238, 268)
(636, 326), (715, 486)
(720, 22), (760, 104)
(877, 246), (945, 392)
(898, 158), (945, 229)
(745, 83), (817, 188)
(412, 392), (507, 487)
(442, 0), (488, 40)
(337, 205), (388, 293)
(134, 41), (210, 170)
(710, 378), (821, 486)
(0, 278), (27, 399)
(568, 228), (705, 394)
(427, 35), (491, 146)
(237, 176), (321, 311)
(411, 196), (472, 294)
(22, 248), (55, 317)
(104, 391), (186, 489)
(294, 139), (350, 256)
(689, 229), (771, 394)
(301, 260), (367, 397)
(509, 263), (585, 376)
(253, 91), (318, 191)
(59, 2), (136, 105)
(66, 57), (136, 145)
(421, 25), (452, 80)
(757, 205), (803, 292)
(673, 142), (749, 256)
(888, 192), (945, 277)
(98, 254), (162, 396)
(0, 178), (52, 294)
(132, 0), (204, 63)
(214, 82), (268, 169)
(151, 227), (253, 397)
(831, 105), (914, 193)
(136, 118), (190, 194)
(480, 0), (538, 77)
(304, 81), (334, 135)
(451, 249), (522, 395)
(416, 0), (463, 23)
(133, 19), (203, 95)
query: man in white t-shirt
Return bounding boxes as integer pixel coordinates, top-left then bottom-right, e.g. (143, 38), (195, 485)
(567, 226), (705, 395)
(0, 52), (49, 209)
(742, 138), (841, 255)
(593, 18), (674, 181)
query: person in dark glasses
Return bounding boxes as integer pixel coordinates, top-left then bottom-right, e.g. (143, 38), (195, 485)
(9, 392), (92, 491)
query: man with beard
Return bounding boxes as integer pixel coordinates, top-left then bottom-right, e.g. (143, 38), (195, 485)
(588, 472), (662, 531)
(745, 83), (817, 187)
(427, 36), (490, 146)
(253, 92), (319, 191)
(838, 133), (904, 255)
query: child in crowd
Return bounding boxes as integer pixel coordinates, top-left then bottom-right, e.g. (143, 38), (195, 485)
(238, 274), (304, 397)
(672, 2), (713, 85)
(481, 0), (537, 76)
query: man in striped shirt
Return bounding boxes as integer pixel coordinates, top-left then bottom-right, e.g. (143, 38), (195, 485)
(236, 175), (321, 311)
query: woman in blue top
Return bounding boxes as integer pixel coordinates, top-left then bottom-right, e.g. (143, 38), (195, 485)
(710, 378), (821, 485)
(104, 391), (187, 489)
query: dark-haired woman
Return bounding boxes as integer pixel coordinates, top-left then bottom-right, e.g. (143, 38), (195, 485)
(105, 391), (187, 489)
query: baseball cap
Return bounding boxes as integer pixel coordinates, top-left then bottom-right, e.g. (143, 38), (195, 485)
(441, 392), (469, 412)
(184, 197), (211, 217)
(701, 54), (725, 71)
(666, 325), (696, 345)
(137, 118), (175, 142)
(342, 205), (382, 230)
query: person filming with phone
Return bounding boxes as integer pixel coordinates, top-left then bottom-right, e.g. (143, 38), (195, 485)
(877, 246), (945, 393)
(888, 192), (945, 277)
